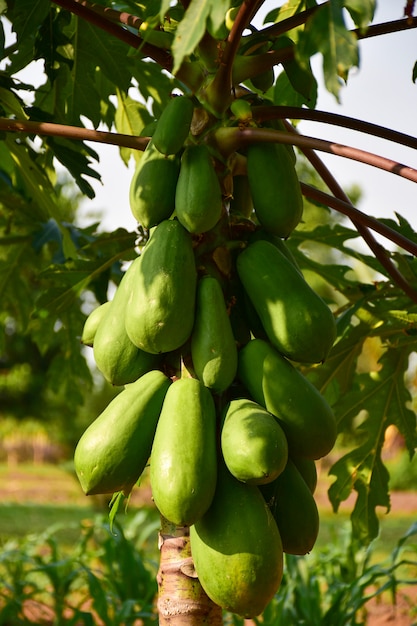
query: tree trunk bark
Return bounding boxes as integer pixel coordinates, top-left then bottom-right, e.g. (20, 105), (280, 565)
(157, 517), (223, 625)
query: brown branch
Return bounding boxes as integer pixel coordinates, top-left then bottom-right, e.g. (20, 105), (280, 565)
(300, 183), (417, 259)
(213, 126), (417, 184)
(282, 121), (417, 302)
(51, 0), (173, 70)
(253, 106), (417, 151)
(73, 0), (143, 29)
(0, 117), (149, 151)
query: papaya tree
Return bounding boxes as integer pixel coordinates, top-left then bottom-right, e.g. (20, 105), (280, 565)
(1, 0), (417, 622)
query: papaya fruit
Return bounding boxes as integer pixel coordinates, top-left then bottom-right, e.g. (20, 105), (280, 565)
(237, 239), (336, 363)
(237, 338), (337, 459)
(150, 377), (217, 526)
(292, 456), (318, 494)
(74, 370), (171, 496)
(190, 461), (283, 618)
(260, 458), (319, 555)
(125, 219), (197, 354)
(93, 258), (160, 386)
(221, 398), (288, 485)
(190, 276), (238, 394)
(81, 301), (111, 347)
(246, 141), (303, 238)
(249, 227), (301, 274)
(129, 138), (180, 229)
(152, 95), (194, 156)
(175, 144), (223, 234)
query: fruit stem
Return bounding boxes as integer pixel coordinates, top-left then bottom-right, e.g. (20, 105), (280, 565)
(200, 0), (265, 116)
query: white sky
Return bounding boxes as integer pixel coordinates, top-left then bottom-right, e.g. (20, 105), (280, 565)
(72, 2), (417, 238)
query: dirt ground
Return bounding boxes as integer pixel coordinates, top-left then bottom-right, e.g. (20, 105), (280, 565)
(1, 465), (416, 625)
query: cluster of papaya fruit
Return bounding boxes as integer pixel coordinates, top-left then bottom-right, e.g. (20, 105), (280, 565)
(75, 93), (338, 618)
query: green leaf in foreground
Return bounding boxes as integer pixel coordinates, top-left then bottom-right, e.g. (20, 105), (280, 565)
(328, 344), (417, 544)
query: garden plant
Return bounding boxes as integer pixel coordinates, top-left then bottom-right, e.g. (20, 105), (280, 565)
(1, 0), (417, 623)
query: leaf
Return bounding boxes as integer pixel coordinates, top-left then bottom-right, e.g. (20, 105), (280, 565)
(297, 0), (359, 100)
(6, 137), (70, 225)
(344, 0), (376, 30)
(328, 344), (417, 543)
(114, 91), (153, 165)
(172, 0), (211, 74)
(6, 0), (51, 73)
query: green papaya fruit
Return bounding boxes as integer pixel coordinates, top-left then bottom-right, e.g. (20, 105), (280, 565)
(249, 227), (301, 273)
(251, 68), (275, 92)
(190, 461), (283, 618)
(81, 301), (111, 347)
(292, 456), (318, 494)
(150, 377), (217, 526)
(93, 258), (160, 386)
(237, 239), (336, 363)
(152, 95), (194, 155)
(221, 398), (288, 485)
(74, 370), (171, 496)
(175, 144), (223, 234)
(191, 276), (238, 394)
(246, 141), (303, 238)
(260, 458), (319, 555)
(129, 138), (180, 229)
(237, 338), (337, 459)
(125, 219), (197, 354)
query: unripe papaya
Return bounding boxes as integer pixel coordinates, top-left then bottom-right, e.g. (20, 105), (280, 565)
(93, 258), (160, 386)
(81, 301), (111, 347)
(238, 338), (337, 459)
(129, 139), (180, 229)
(191, 276), (237, 394)
(249, 227), (301, 273)
(152, 95), (194, 155)
(221, 398), (288, 485)
(260, 458), (319, 555)
(74, 370), (171, 496)
(237, 239), (336, 363)
(190, 461), (283, 618)
(246, 141), (303, 238)
(150, 377), (217, 526)
(125, 219), (197, 354)
(292, 456), (318, 494)
(175, 144), (223, 234)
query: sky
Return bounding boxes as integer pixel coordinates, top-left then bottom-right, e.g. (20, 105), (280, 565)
(63, 2), (417, 241)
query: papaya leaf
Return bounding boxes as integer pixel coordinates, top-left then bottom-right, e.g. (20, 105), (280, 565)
(45, 138), (101, 199)
(328, 344), (417, 543)
(6, 0), (51, 73)
(37, 229), (137, 314)
(296, 0), (359, 100)
(172, 0), (212, 74)
(114, 92), (153, 165)
(344, 0), (376, 30)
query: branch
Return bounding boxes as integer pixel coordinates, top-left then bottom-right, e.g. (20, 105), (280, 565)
(212, 126), (417, 184)
(253, 106), (417, 151)
(281, 122), (417, 302)
(0, 118), (149, 151)
(300, 183), (417, 259)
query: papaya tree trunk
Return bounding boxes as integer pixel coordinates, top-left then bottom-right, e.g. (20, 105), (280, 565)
(157, 517), (223, 625)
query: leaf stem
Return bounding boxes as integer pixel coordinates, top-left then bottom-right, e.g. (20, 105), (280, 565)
(202, 0), (265, 115)
(213, 126), (417, 184)
(0, 118), (149, 151)
(253, 106), (417, 151)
